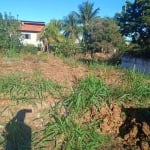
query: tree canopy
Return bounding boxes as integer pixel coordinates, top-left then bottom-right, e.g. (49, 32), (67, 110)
(90, 18), (125, 54)
(115, 0), (150, 51)
(40, 1), (126, 58)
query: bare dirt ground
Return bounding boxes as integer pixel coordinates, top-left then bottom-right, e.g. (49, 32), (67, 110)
(0, 54), (88, 87)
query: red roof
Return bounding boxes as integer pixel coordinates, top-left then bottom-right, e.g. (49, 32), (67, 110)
(19, 24), (44, 32)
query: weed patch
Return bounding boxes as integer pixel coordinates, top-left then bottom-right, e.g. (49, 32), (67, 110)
(111, 69), (150, 105)
(43, 114), (109, 150)
(64, 75), (109, 115)
(0, 72), (62, 103)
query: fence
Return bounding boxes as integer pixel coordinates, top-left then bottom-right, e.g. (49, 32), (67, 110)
(121, 55), (150, 74)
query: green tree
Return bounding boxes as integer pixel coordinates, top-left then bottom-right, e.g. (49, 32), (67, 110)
(115, 0), (150, 51)
(0, 12), (20, 51)
(75, 1), (100, 54)
(90, 18), (125, 55)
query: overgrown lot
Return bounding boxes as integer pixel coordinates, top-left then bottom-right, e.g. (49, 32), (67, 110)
(0, 52), (150, 150)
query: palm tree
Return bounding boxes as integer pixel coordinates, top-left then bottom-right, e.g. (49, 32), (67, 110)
(75, 1), (100, 54)
(63, 12), (81, 42)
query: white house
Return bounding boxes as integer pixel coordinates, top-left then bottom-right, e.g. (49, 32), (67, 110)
(19, 20), (45, 47)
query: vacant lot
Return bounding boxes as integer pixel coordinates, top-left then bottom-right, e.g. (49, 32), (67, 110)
(0, 53), (150, 150)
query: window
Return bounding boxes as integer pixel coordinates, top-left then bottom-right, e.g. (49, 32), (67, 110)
(24, 34), (31, 39)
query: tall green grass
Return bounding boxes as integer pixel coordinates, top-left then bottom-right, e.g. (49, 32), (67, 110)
(33, 75), (110, 149)
(0, 72), (62, 103)
(111, 69), (150, 105)
(43, 114), (109, 150)
(64, 75), (109, 115)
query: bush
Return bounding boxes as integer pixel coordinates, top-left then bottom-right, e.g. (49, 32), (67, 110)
(53, 40), (81, 57)
(20, 44), (38, 54)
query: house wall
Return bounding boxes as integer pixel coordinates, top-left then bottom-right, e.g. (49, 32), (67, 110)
(21, 32), (42, 47)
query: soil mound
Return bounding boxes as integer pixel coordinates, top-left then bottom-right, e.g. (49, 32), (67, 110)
(79, 104), (150, 149)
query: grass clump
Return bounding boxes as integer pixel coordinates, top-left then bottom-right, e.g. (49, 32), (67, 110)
(0, 72), (61, 103)
(64, 75), (109, 115)
(43, 113), (109, 150)
(126, 70), (150, 99)
(112, 69), (150, 105)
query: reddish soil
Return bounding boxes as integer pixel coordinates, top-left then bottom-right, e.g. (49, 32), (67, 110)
(0, 54), (88, 87)
(78, 104), (150, 150)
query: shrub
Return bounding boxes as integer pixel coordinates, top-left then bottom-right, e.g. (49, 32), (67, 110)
(21, 44), (38, 54)
(53, 40), (81, 57)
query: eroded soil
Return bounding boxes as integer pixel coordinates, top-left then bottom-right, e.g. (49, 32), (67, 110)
(78, 104), (150, 150)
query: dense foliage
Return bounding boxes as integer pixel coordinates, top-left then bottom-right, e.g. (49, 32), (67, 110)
(115, 0), (150, 51)
(89, 18), (125, 55)
(39, 19), (63, 48)
(40, 1), (125, 58)
(0, 13), (21, 51)
(63, 12), (81, 42)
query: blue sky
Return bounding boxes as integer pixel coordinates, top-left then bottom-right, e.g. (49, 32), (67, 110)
(0, 0), (128, 23)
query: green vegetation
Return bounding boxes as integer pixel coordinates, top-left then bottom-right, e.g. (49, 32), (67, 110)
(89, 18), (126, 55)
(64, 75), (109, 115)
(0, 72), (61, 103)
(113, 69), (150, 105)
(34, 75), (111, 149)
(39, 71), (149, 149)
(43, 115), (109, 150)
(115, 0), (150, 53)
(39, 1), (126, 59)
(0, 56), (150, 149)
(0, 1), (150, 149)
(74, 1), (100, 55)
(0, 12), (21, 51)
(53, 39), (81, 57)
(0, 13), (39, 57)
(20, 45), (38, 55)
(63, 11), (81, 42)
